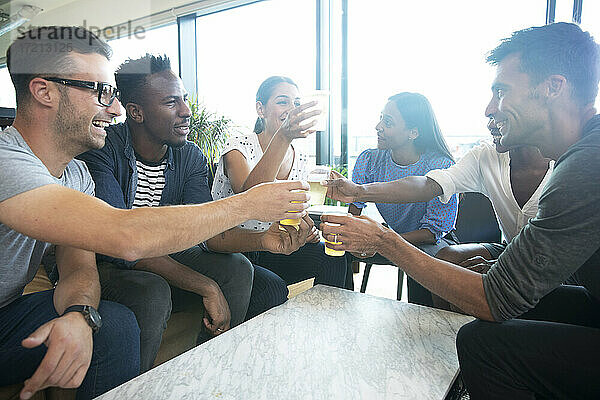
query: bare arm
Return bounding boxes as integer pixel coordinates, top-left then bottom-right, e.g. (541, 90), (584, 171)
(52, 245), (100, 313)
(349, 203), (435, 245)
(135, 256), (219, 297)
(0, 181), (309, 262)
(325, 173), (443, 204)
(226, 102), (320, 193)
(240, 133), (292, 191)
(134, 256), (230, 335)
(321, 214), (494, 320)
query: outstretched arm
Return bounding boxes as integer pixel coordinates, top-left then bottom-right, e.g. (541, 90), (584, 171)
(324, 170), (444, 204)
(0, 181), (309, 262)
(320, 214), (494, 320)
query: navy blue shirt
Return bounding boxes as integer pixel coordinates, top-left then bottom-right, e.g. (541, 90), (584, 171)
(78, 122), (212, 268)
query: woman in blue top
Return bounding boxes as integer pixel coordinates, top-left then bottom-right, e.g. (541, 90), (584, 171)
(350, 92), (458, 306)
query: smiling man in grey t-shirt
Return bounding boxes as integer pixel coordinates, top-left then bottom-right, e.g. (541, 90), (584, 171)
(320, 23), (600, 399)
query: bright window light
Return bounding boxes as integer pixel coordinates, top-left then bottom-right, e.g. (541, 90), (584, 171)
(580, 0), (600, 111)
(346, 0), (546, 168)
(195, 0), (317, 160)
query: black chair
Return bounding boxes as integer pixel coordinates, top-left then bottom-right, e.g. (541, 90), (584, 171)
(0, 107), (15, 130)
(453, 192), (501, 244)
(359, 192), (501, 300)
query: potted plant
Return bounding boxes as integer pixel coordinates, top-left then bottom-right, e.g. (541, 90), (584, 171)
(186, 95), (232, 186)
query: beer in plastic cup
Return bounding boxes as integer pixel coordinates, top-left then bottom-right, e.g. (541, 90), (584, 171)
(322, 210), (347, 256)
(302, 90), (329, 132)
(279, 189), (306, 229)
(307, 166), (331, 206)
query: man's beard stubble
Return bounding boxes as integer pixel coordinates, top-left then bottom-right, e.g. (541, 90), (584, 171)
(52, 90), (103, 156)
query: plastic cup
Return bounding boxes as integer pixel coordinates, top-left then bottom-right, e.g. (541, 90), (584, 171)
(279, 189), (306, 230)
(321, 210), (347, 257)
(302, 90), (329, 132)
(307, 166), (331, 206)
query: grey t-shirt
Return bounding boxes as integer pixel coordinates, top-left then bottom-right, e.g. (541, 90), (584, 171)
(483, 115), (600, 321)
(0, 126), (94, 308)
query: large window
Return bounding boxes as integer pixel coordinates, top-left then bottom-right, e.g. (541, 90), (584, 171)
(0, 67), (16, 108)
(346, 0), (546, 169)
(109, 23), (179, 72)
(195, 0), (317, 160)
(580, 0), (600, 110)
(0, 23), (178, 111)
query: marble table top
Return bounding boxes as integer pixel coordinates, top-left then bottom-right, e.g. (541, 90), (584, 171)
(96, 286), (473, 400)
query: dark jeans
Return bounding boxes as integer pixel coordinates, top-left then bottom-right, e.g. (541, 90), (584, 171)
(0, 290), (140, 400)
(457, 285), (600, 399)
(98, 246), (286, 372)
(245, 241), (348, 288)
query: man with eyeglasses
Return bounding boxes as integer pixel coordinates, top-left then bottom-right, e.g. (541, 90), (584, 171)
(0, 27), (309, 399)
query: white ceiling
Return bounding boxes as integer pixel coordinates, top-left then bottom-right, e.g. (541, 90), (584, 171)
(0, 0), (77, 15)
(0, 0), (254, 64)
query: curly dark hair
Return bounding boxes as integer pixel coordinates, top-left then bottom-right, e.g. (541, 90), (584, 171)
(115, 53), (172, 107)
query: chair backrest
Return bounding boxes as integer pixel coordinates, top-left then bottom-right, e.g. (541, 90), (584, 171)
(453, 192), (502, 244)
(0, 107), (16, 130)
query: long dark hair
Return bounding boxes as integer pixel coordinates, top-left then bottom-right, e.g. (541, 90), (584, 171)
(388, 92), (454, 162)
(253, 76), (298, 134)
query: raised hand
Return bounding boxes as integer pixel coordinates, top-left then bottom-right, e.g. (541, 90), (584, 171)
(276, 101), (321, 141)
(322, 170), (360, 203)
(244, 180), (310, 222)
(20, 313), (93, 399)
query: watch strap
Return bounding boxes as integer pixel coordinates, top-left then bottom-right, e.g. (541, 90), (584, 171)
(63, 305), (101, 333)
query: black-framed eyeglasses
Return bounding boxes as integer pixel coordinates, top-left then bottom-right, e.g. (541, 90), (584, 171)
(43, 77), (120, 107)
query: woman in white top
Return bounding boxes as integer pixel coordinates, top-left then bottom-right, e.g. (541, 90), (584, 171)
(213, 76), (348, 289)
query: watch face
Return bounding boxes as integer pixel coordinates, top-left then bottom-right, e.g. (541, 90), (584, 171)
(85, 306), (103, 330)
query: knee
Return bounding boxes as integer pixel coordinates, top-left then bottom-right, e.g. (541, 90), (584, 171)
(456, 319), (491, 361)
(95, 301), (141, 377)
(224, 253), (254, 288)
(129, 272), (172, 327)
(258, 272), (288, 306)
(267, 275), (289, 305)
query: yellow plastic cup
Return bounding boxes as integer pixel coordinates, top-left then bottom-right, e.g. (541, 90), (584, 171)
(322, 210), (347, 257)
(279, 189), (306, 230)
(324, 225), (345, 256)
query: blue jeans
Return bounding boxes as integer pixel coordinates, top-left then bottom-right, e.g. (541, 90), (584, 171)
(0, 290), (140, 399)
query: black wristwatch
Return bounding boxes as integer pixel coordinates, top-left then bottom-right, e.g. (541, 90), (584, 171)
(63, 305), (102, 334)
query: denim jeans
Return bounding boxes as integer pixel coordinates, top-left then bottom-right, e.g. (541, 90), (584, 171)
(98, 246), (287, 372)
(0, 290), (140, 399)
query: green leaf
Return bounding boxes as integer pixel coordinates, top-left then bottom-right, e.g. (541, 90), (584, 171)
(185, 94), (234, 177)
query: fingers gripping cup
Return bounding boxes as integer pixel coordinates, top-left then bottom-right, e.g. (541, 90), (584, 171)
(322, 210), (347, 256)
(280, 189), (307, 230)
(307, 166), (331, 206)
(302, 90), (329, 132)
